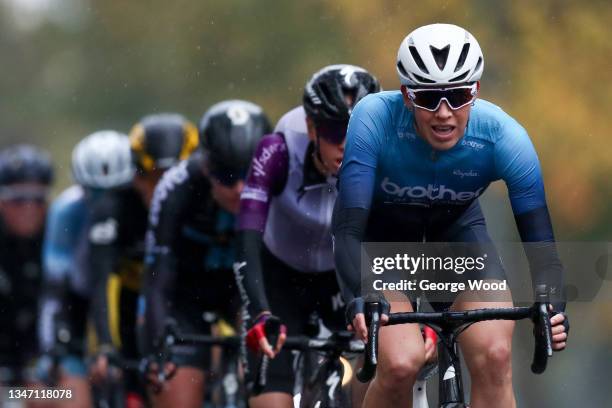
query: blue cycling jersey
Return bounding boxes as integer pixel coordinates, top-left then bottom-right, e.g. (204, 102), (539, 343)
(42, 185), (91, 294)
(334, 91), (565, 308)
(340, 91), (546, 222)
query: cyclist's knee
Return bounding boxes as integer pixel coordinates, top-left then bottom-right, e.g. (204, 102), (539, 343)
(377, 350), (424, 390)
(472, 341), (512, 384)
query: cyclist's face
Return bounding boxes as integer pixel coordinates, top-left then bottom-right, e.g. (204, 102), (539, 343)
(306, 118), (346, 175)
(210, 178), (244, 214)
(402, 85), (474, 151)
(133, 169), (165, 208)
(0, 183), (48, 238)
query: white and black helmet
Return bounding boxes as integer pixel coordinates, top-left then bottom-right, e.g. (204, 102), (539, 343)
(396, 23), (484, 86)
(72, 130), (135, 189)
(303, 64), (380, 122)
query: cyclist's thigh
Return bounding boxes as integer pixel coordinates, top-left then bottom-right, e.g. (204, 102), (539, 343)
(302, 270), (346, 332)
(453, 297), (514, 372)
(429, 203), (508, 311)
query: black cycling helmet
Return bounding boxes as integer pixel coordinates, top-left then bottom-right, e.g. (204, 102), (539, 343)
(198, 100), (271, 185)
(303, 64), (381, 124)
(0, 144), (54, 186)
(129, 113), (199, 172)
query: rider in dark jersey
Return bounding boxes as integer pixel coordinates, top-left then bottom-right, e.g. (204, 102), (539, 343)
(333, 24), (569, 408)
(142, 100), (270, 407)
(0, 145), (53, 385)
(235, 65), (380, 408)
(38, 131), (134, 406)
(87, 114), (198, 402)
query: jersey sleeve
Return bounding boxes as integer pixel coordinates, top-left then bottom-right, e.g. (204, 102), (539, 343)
(237, 133), (289, 232)
(494, 121), (565, 309)
(333, 95), (386, 302)
(235, 133), (288, 321)
(494, 121), (546, 215)
(337, 94), (385, 210)
(142, 162), (190, 348)
(39, 201), (71, 353)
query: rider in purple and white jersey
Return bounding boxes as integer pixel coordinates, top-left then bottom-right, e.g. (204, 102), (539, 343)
(235, 65), (380, 408)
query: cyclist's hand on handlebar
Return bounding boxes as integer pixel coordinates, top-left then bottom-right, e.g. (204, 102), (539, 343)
(345, 295), (390, 342)
(549, 305), (569, 351)
(89, 348), (121, 384)
(246, 313), (287, 358)
(145, 360), (176, 393)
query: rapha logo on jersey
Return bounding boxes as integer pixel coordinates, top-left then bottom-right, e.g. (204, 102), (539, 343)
(397, 129), (416, 140)
(89, 218), (118, 244)
(453, 169), (479, 178)
(252, 142), (286, 177)
(461, 139), (485, 150)
(381, 177), (484, 201)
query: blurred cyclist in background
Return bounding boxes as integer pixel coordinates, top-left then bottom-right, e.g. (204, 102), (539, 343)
(87, 114), (198, 406)
(37, 131), (134, 407)
(235, 65), (380, 408)
(0, 145), (53, 385)
(142, 100), (270, 408)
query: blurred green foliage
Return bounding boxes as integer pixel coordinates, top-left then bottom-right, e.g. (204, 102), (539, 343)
(0, 0), (610, 238)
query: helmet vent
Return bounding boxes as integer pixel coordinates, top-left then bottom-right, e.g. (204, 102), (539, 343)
(429, 45), (450, 71)
(449, 71), (469, 82)
(454, 43), (470, 72)
(412, 73), (435, 84)
(397, 61), (410, 77)
(473, 56), (483, 75)
(408, 46), (429, 74)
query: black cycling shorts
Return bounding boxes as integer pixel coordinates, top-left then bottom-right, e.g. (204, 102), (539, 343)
(168, 268), (241, 371)
(367, 200), (507, 311)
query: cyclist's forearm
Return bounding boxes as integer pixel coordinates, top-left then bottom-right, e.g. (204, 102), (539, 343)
(332, 206), (369, 303)
(143, 253), (177, 349)
(235, 230), (270, 322)
(515, 206), (566, 310)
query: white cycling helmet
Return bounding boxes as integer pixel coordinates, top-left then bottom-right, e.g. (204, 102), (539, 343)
(397, 23), (483, 86)
(72, 130), (135, 189)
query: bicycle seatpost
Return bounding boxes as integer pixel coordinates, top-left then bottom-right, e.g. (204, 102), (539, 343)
(357, 302), (381, 383)
(531, 284), (553, 374)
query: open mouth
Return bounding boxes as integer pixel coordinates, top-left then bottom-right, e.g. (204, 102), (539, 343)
(431, 125), (456, 140)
